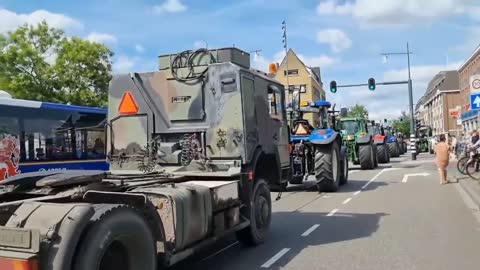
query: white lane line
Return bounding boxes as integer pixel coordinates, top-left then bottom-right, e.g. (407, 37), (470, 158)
(353, 190), (361, 196)
(349, 170), (360, 174)
(361, 168), (396, 189)
(326, 208), (339, 216)
(261, 248), (291, 268)
(342, 198), (352, 204)
(301, 224), (320, 237)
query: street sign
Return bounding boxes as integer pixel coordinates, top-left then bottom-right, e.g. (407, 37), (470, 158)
(470, 74), (480, 93)
(449, 108), (460, 118)
(470, 93), (480, 110)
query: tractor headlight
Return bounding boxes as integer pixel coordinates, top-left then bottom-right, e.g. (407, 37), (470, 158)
(347, 135), (354, 141)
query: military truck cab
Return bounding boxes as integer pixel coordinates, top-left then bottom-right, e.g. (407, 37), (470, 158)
(0, 48), (290, 270)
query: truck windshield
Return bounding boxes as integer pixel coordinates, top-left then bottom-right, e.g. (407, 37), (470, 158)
(341, 121), (358, 135)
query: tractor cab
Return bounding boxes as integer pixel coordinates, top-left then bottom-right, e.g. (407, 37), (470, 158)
(289, 100), (332, 136)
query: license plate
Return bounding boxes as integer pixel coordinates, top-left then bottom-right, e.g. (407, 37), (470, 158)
(0, 227), (31, 249)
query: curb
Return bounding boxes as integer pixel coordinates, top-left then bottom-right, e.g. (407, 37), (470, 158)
(457, 178), (480, 211)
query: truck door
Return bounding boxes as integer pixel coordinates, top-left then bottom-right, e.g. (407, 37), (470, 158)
(267, 85), (290, 167)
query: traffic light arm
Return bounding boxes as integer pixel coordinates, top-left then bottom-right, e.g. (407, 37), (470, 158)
(332, 80), (409, 88)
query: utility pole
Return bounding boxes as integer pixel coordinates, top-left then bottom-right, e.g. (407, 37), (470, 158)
(381, 42), (416, 160)
(282, 20), (290, 94)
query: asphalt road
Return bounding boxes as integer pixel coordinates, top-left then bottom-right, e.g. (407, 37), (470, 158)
(170, 154), (480, 270)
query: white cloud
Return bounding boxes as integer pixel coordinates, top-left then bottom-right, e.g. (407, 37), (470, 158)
(317, 0), (353, 15)
(328, 62), (462, 122)
(316, 29), (352, 53)
(135, 44), (145, 53)
(0, 8), (82, 34)
(113, 55), (137, 73)
(86, 32), (117, 45)
(153, 0), (187, 14)
(316, 0), (476, 26)
(193, 40), (208, 49)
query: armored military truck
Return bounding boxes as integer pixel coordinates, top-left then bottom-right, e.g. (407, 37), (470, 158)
(0, 48), (290, 270)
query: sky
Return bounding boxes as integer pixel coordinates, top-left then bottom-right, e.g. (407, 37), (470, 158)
(1, 0), (480, 121)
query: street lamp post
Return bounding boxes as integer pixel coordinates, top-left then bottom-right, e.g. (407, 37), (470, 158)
(381, 42), (416, 160)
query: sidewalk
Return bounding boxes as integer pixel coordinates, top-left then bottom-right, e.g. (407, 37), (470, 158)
(452, 165), (480, 210)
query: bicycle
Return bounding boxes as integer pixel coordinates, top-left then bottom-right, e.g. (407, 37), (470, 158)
(465, 148), (480, 180)
(457, 144), (469, 175)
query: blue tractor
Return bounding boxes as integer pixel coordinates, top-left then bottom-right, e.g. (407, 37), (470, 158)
(287, 95), (348, 192)
(385, 126), (401, 158)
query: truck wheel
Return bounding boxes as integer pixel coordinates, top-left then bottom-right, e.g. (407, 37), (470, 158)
(359, 144), (374, 170)
(74, 205), (156, 270)
(376, 144), (388, 163)
(314, 143), (341, 192)
(236, 178), (271, 246)
(373, 144), (379, 167)
(339, 152), (348, 186)
(388, 143), (398, 158)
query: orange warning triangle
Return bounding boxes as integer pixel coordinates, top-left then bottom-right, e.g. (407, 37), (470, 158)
(295, 123), (308, 135)
(118, 91), (139, 115)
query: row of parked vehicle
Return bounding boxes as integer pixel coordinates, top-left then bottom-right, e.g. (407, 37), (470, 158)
(287, 96), (408, 192)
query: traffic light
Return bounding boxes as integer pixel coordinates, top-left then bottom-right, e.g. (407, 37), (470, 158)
(368, 78), (376, 91)
(330, 80), (337, 93)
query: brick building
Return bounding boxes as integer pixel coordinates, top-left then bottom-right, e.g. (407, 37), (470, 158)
(422, 70), (462, 136)
(274, 49), (325, 126)
(459, 46), (480, 134)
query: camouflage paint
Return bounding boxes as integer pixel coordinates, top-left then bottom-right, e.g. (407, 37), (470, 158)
(107, 52), (290, 175)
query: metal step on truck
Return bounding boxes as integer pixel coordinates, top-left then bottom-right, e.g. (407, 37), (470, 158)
(0, 47), (292, 270)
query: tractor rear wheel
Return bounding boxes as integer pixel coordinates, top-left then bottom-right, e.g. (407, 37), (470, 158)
(359, 144), (375, 170)
(339, 150), (349, 186)
(376, 144), (389, 163)
(314, 143), (341, 192)
(388, 143), (399, 158)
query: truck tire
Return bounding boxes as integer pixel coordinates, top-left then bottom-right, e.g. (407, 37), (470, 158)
(373, 144), (379, 167)
(74, 204), (157, 270)
(359, 144), (375, 170)
(376, 144), (389, 163)
(388, 143), (399, 158)
(339, 151), (349, 186)
(236, 178), (271, 246)
(314, 143), (341, 192)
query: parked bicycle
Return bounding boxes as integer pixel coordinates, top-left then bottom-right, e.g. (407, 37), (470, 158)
(464, 147), (480, 180)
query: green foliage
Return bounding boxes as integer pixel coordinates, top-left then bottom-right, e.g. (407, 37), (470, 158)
(391, 111), (410, 135)
(347, 104), (369, 119)
(0, 21), (113, 107)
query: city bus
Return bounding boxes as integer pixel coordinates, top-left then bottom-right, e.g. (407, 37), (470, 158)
(0, 92), (108, 181)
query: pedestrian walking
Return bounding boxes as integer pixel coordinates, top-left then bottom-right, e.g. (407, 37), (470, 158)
(434, 134), (450, 185)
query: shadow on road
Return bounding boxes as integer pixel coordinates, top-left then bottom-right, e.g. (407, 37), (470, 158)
(170, 211), (388, 270)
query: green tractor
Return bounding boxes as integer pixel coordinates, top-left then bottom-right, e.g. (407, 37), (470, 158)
(340, 117), (378, 170)
(416, 125), (434, 154)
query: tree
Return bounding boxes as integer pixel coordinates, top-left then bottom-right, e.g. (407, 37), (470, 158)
(392, 111), (410, 135)
(347, 104), (369, 119)
(0, 21), (113, 107)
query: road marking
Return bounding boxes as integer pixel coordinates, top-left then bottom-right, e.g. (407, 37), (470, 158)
(361, 168), (397, 189)
(353, 190), (361, 196)
(327, 208), (339, 216)
(301, 224), (320, 237)
(349, 170), (360, 174)
(401, 172), (430, 183)
(454, 183), (480, 224)
(342, 197), (352, 204)
(261, 248), (291, 268)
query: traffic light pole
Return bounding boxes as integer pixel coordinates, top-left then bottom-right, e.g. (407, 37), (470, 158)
(381, 42), (416, 160)
(334, 80), (409, 88)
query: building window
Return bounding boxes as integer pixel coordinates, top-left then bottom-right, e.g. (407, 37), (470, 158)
(284, 69), (299, 76)
(288, 84), (307, 93)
